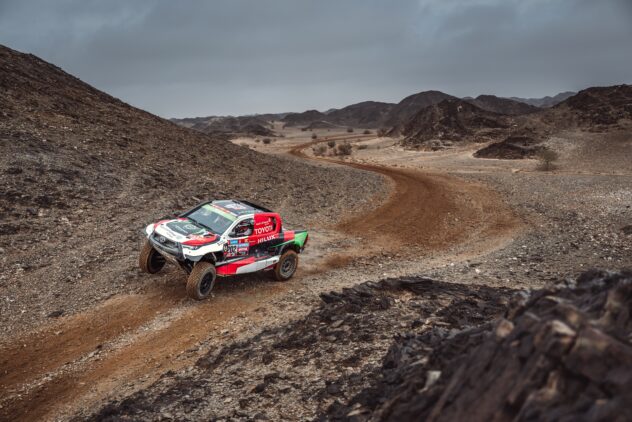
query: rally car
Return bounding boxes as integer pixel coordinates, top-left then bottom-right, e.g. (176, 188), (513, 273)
(139, 199), (308, 300)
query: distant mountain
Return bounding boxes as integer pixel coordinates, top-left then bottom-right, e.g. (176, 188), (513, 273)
(510, 91), (576, 108)
(465, 95), (540, 115)
(172, 115), (275, 139)
(552, 85), (632, 125)
(383, 90), (457, 127)
(327, 101), (394, 128)
(281, 109), (327, 127)
(401, 99), (508, 149)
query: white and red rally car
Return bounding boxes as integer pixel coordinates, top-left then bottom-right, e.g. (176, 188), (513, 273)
(139, 199), (308, 300)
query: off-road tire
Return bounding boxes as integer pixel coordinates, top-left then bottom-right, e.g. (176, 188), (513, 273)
(186, 261), (217, 300)
(273, 250), (298, 281)
(139, 240), (166, 274)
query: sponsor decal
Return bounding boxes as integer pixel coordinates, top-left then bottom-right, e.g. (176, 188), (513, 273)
(224, 203), (247, 210)
(254, 225), (274, 235)
(253, 233), (278, 245)
(224, 242), (249, 257)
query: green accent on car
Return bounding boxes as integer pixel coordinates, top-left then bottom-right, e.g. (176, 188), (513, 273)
(293, 231), (308, 248)
(205, 204), (237, 221)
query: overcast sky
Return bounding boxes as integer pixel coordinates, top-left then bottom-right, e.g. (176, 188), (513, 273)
(1, 0), (631, 118)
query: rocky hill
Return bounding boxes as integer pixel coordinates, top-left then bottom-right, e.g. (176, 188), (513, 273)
(281, 109), (327, 127)
(401, 99), (508, 149)
(383, 90), (457, 128)
(326, 101), (394, 128)
(474, 135), (544, 159)
(466, 94), (540, 115)
(171, 115), (276, 139)
(552, 84), (632, 126)
(511, 91), (576, 108)
(0, 44), (384, 333)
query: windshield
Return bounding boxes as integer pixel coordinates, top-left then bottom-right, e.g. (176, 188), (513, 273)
(186, 204), (236, 235)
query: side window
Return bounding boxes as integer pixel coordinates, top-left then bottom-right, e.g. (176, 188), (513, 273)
(230, 218), (253, 238)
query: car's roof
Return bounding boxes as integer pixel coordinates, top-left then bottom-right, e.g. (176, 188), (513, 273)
(210, 199), (271, 217)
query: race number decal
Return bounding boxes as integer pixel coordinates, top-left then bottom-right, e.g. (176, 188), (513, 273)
(224, 240), (249, 257)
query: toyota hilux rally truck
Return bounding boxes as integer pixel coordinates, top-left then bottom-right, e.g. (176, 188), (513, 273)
(139, 199), (308, 300)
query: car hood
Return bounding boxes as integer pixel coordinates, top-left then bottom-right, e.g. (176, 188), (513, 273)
(154, 218), (219, 246)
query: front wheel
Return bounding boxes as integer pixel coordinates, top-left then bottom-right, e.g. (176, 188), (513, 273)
(139, 240), (166, 274)
(273, 250), (298, 281)
(186, 261), (217, 300)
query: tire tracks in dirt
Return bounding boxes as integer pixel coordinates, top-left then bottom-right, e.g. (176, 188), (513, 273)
(0, 135), (521, 421)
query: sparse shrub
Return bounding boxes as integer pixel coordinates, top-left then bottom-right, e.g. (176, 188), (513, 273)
(363, 129), (371, 135)
(347, 127), (354, 133)
(336, 142), (352, 156)
(312, 133), (318, 139)
(301, 127), (307, 132)
(357, 144), (368, 150)
(255, 138), (261, 143)
(327, 140), (336, 148)
(537, 149), (559, 171)
(377, 128), (388, 137)
(262, 138), (271, 144)
(313, 145), (327, 156)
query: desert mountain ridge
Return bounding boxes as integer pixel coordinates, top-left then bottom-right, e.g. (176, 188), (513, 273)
(172, 89), (597, 138)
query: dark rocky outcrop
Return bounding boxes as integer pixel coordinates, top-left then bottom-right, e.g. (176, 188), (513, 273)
(466, 95), (540, 116)
(401, 99), (508, 149)
(326, 270), (632, 421)
(474, 135), (544, 159)
(554, 84), (632, 126)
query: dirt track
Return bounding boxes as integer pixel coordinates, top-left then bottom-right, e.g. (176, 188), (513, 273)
(0, 135), (519, 421)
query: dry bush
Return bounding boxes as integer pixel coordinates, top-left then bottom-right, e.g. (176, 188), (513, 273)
(262, 138), (271, 144)
(363, 129), (371, 135)
(327, 140), (336, 148)
(311, 133), (318, 139)
(255, 138), (261, 143)
(357, 144), (368, 150)
(336, 142), (353, 156)
(537, 149), (559, 171)
(313, 145), (327, 156)
(301, 127), (307, 132)
(347, 127), (354, 133)
(377, 128), (388, 137)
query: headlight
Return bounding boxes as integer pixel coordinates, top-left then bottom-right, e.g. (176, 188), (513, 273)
(182, 244), (201, 250)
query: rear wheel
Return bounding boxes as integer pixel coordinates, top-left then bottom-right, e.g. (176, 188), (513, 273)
(273, 250), (298, 281)
(139, 240), (166, 274)
(186, 262), (217, 300)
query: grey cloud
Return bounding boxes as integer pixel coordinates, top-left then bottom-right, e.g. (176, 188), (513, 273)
(0, 0), (630, 117)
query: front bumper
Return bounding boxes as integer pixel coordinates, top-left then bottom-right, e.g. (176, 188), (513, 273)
(149, 232), (184, 262)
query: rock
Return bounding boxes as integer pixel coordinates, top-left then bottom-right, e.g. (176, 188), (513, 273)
(47, 310), (64, 318)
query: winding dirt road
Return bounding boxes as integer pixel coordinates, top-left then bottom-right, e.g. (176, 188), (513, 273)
(0, 135), (520, 421)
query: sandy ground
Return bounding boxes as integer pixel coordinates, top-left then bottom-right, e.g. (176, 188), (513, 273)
(1, 124), (630, 421)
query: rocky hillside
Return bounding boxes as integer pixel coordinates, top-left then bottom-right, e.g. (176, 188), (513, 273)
(401, 99), (508, 149)
(325, 270), (632, 421)
(474, 135), (544, 159)
(326, 101), (394, 128)
(171, 115), (276, 139)
(552, 84), (632, 126)
(383, 90), (456, 128)
(511, 91), (576, 108)
(0, 44), (384, 333)
(281, 109), (327, 127)
(466, 94), (540, 115)
(86, 270), (632, 421)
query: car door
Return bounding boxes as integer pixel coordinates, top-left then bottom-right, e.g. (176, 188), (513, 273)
(223, 217), (253, 260)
